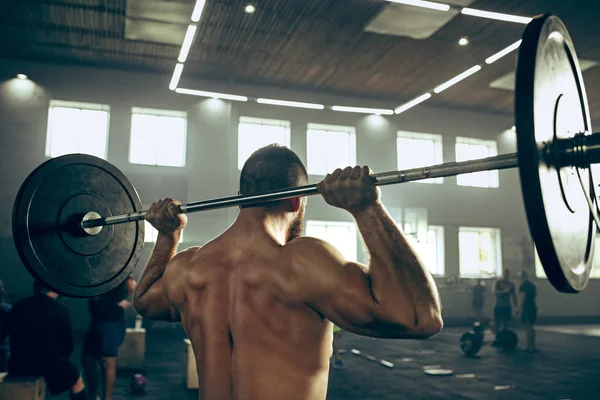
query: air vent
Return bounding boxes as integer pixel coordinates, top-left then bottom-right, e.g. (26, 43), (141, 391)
(125, 0), (193, 45)
(365, 0), (475, 39)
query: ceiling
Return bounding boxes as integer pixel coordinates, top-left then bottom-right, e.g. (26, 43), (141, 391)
(1, 0), (600, 119)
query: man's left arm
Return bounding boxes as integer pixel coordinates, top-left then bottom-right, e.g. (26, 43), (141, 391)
(133, 199), (188, 322)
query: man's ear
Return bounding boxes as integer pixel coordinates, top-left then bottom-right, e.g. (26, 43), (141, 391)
(289, 197), (301, 213)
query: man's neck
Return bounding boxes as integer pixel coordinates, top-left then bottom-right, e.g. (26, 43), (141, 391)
(235, 208), (289, 245)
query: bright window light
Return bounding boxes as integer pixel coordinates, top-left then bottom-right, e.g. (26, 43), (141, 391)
(169, 63), (184, 91)
(178, 25), (197, 63)
(238, 117), (291, 170)
(307, 123), (356, 176)
(256, 98), (324, 110)
(397, 131), (443, 184)
(145, 221), (184, 243)
(45, 100), (110, 159)
(175, 88), (248, 102)
(461, 8), (532, 24)
(455, 137), (499, 188)
(434, 65), (481, 93)
(129, 108), (187, 167)
(16, 74), (28, 80)
(394, 93), (432, 114)
(459, 227), (502, 278)
(331, 106), (394, 115)
(485, 40), (522, 64)
(306, 221), (358, 262)
(191, 0), (207, 22)
(386, 0), (450, 12)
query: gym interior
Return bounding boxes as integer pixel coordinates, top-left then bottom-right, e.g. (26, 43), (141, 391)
(1, 1), (600, 399)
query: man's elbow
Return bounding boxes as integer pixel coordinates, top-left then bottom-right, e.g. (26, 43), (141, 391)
(412, 312), (443, 338)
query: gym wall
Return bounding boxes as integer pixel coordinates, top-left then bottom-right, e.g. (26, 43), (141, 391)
(1, 58), (599, 330)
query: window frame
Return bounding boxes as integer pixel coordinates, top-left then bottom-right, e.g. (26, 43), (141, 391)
(144, 220), (183, 244)
(396, 131), (444, 184)
(237, 116), (291, 170)
(455, 136), (499, 188)
(306, 123), (357, 176)
(458, 226), (502, 278)
(129, 107), (188, 167)
(45, 99), (111, 159)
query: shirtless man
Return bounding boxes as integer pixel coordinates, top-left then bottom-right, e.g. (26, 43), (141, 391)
(134, 145), (443, 400)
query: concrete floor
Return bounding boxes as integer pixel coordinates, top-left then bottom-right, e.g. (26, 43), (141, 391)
(52, 325), (600, 399)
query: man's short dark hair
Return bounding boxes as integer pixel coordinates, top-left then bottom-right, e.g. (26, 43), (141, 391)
(239, 144), (308, 209)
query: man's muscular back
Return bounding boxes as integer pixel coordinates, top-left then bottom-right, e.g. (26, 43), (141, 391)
(164, 229), (333, 400)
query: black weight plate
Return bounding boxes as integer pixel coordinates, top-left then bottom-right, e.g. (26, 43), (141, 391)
(515, 14), (595, 293)
(460, 332), (482, 356)
(13, 154), (144, 297)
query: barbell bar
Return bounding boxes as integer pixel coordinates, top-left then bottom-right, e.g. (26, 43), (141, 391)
(80, 152), (521, 231)
(11, 14), (599, 297)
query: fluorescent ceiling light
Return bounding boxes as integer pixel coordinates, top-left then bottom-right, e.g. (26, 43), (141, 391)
(191, 0), (207, 22)
(394, 93), (432, 114)
(485, 39), (522, 64)
(332, 106), (394, 115)
(175, 88), (248, 102)
(461, 8), (532, 24)
(458, 37), (469, 46)
(244, 4), (256, 14)
(256, 98), (325, 110)
(433, 65), (481, 93)
(169, 63), (184, 91)
(386, 0), (450, 12)
(178, 25), (197, 63)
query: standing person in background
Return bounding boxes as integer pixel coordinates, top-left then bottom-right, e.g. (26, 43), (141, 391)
(82, 275), (136, 400)
(471, 279), (486, 321)
(492, 269), (517, 346)
(517, 270), (538, 353)
(8, 281), (87, 399)
(0, 280), (11, 372)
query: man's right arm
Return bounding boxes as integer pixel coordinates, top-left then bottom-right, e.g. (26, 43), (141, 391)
(285, 167), (442, 339)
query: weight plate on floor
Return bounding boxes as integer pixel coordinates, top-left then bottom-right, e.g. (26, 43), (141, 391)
(12, 154), (144, 297)
(515, 14), (595, 293)
(424, 368), (454, 376)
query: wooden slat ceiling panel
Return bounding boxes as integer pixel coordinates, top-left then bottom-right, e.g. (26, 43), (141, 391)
(0, 0), (599, 117)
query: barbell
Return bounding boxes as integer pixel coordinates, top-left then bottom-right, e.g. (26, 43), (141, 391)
(10, 14), (600, 297)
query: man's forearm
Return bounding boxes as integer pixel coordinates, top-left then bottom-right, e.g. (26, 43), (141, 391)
(134, 231), (180, 303)
(352, 203), (441, 328)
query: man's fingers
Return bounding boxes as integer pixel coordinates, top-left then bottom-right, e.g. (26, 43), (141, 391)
(349, 166), (361, 180)
(339, 166), (354, 180)
(328, 169), (343, 182)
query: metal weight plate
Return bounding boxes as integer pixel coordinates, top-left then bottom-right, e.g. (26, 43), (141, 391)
(12, 154), (144, 297)
(515, 14), (595, 293)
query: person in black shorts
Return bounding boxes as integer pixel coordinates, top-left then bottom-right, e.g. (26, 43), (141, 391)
(82, 274), (135, 400)
(492, 269), (517, 346)
(7, 280), (86, 399)
(517, 270), (537, 352)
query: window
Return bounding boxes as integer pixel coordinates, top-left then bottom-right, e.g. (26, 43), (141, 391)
(535, 239), (600, 279)
(144, 221), (183, 243)
(238, 117), (291, 170)
(397, 131), (443, 184)
(455, 137), (499, 188)
(459, 227), (502, 278)
(390, 207), (444, 275)
(307, 123), (356, 176)
(305, 220), (357, 262)
(129, 108), (187, 167)
(45, 100), (110, 159)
